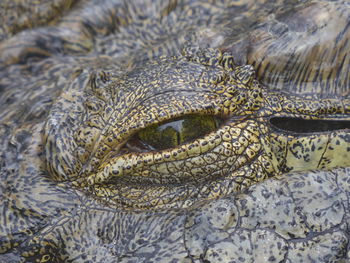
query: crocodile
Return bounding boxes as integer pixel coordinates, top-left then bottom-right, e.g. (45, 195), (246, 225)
(0, 0), (350, 262)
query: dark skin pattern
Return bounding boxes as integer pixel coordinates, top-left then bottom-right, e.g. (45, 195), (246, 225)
(0, 0), (350, 262)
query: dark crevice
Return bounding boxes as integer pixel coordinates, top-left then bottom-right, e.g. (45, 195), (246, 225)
(270, 117), (350, 133)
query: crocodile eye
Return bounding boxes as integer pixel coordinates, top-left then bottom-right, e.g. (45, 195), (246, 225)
(131, 115), (222, 151)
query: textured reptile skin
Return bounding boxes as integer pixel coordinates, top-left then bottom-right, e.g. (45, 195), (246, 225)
(0, 0), (350, 262)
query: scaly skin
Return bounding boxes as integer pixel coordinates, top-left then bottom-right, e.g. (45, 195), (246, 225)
(0, 0), (350, 262)
(43, 48), (350, 209)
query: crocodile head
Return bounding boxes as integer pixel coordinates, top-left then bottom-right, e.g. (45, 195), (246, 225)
(44, 48), (350, 209)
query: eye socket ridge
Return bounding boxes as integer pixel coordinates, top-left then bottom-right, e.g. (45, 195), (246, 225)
(126, 114), (225, 152)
